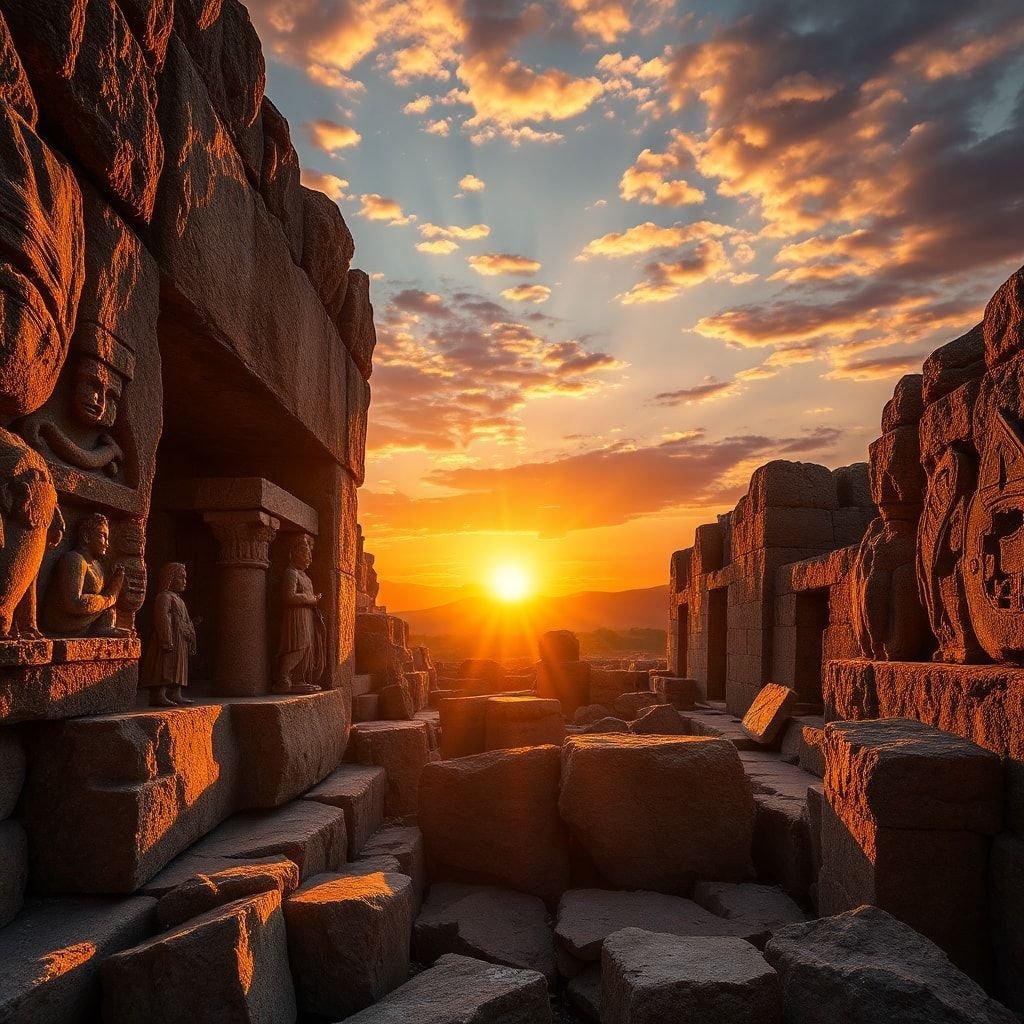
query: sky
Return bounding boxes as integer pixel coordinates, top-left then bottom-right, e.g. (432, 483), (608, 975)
(245, 0), (1024, 599)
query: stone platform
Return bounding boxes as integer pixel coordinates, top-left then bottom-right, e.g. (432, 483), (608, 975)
(20, 689), (349, 893)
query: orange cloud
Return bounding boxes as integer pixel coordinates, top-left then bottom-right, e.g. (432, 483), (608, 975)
(578, 220), (731, 259)
(502, 284), (552, 303)
(358, 194), (415, 224)
(565, 0), (632, 43)
(460, 173), (486, 191)
(468, 253), (542, 277)
(304, 119), (362, 154)
(300, 169), (348, 200)
(421, 223), (491, 241)
(426, 118), (452, 135)
(404, 95), (434, 115)
(417, 240), (460, 255)
(619, 131), (705, 206)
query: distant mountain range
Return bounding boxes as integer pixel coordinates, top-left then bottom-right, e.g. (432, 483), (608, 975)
(385, 584), (670, 636)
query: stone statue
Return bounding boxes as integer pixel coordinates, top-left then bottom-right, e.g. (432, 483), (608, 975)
(113, 517), (148, 633)
(275, 532), (325, 694)
(43, 512), (128, 637)
(140, 562), (197, 708)
(19, 355), (126, 478)
(0, 429), (65, 638)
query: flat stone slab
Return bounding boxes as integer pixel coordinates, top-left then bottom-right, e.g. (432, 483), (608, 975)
(555, 889), (756, 962)
(415, 883), (556, 982)
(304, 764), (387, 857)
(359, 825), (426, 910)
(691, 882), (805, 947)
(741, 684), (797, 745)
(341, 953), (553, 1023)
(602, 929), (781, 1024)
(765, 906), (1018, 1024)
(484, 696), (565, 751)
(0, 896), (156, 1023)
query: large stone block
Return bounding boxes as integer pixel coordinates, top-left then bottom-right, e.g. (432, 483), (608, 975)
(868, 426), (926, 509)
(922, 324), (984, 405)
(304, 764), (386, 858)
(589, 669), (645, 708)
(347, 720), (431, 822)
(601, 929), (782, 1024)
(102, 891), (296, 1024)
(359, 825), (426, 911)
(539, 630), (580, 664)
(741, 684), (797, 745)
(419, 746), (571, 901)
(337, 269), (377, 379)
(691, 882), (805, 948)
(0, 0), (162, 221)
(284, 870), (413, 1019)
(484, 696), (565, 750)
(536, 660), (591, 716)
(0, 896), (156, 1023)
(299, 185), (353, 320)
(341, 953), (552, 1023)
(764, 906), (1017, 1024)
(749, 461), (838, 511)
(991, 833), (1024, 1013)
(558, 736), (754, 893)
(982, 265), (1024, 369)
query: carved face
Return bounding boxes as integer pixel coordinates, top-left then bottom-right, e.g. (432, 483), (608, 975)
(72, 357), (122, 429)
(171, 566), (186, 593)
(292, 534), (314, 570)
(83, 518), (110, 558)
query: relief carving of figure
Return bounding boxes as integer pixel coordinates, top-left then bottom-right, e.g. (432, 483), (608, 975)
(19, 355), (127, 478)
(275, 533), (325, 694)
(113, 517), (147, 633)
(140, 562), (196, 708)
(43, 512), (127, 637)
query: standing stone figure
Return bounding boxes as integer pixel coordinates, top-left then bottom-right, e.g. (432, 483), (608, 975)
(141, 562), (197, 708)
(43, 512), (127, 637)
(276, 533), (325, 694)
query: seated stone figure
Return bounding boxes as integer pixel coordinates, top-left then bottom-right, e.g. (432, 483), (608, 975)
(44, 512), (127, 637)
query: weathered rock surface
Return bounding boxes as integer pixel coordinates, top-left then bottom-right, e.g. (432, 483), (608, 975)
(415, 883), (556, 982)
(102, 891), (295, 1024)
(341, 953), (553, 1023)
(359, 825), (426, 911)
(284, 869), (413, 1019)
(0, 819), (26, 927)
(764, 905), (1018, 1024)
(419, 746), (571, 900)
(580, 716), (629, 734)
(630, 704), (688, 734)
(573, 704), (611, 727)
(559, 736), (754, 892)
(566, 967), (601, 1021)
(741, 684), (797, 745)
(602, 928), (781, 1024)
(300, 185), (354, 320)
(337, 269), (377, 379)
(691, 882), (806, 947)
(613, 691), (662, 720)
(304, 763), (386, 858)
(155, 858), (299, 928)
(347, 720), (431, 821)
(484, 696), (565, 750)
(0, 727), (25, 819)
(651, 675), (698, 710)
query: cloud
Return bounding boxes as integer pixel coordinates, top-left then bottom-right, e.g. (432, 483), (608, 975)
(654, 377), (742, 405)
(564, 0), (632, 43)
(358, 194), (415, 225)
(578, 220), (732, 259)
(501, 284), (552, 303)
(468, 252), (542, 277)
(300, 169), (348, 200)
(421, 223), (491, 241)
(460, 173), (486, 191)
(404, 95), (434, 115)
(619, 131), (705, 206)
(417, 239), (461, 255)
(823, 351), (927, 381)
(425, 118), (452, 135)
(304, 119), (362, 154)
(620, 240), (732, 304)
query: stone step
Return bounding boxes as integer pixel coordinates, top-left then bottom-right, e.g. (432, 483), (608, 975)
(0, 896), (156, 1023)
(303, 764), (387, 858)
(352, 673), (375, 696)
(683, 707), (762, 749)
(353, 693), (380, 722)
(359, 825), (426, 911)
(346, 720), (432, 823)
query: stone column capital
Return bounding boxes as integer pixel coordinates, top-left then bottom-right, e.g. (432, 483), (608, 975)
(203, 510), (280, 569)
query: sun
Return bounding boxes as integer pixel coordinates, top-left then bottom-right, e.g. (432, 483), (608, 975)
(489, 563), (533, 603)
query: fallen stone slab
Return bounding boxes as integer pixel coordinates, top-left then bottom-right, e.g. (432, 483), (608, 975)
(559, 736), (754, 892)
(741, 684), (797, 746)
(0, 819), (27, 928)
(630, 704), (688, 735)
(555, 889), (754, 963)
(612, 691), (662, 720)
(142, 801), (347, 895)
(484, 696), (565, 751)
(359, 825), (426, 911)
(691, 882), (805, 947)
(347, 720), (432, 821)
(419, 745), (571, 900)
(780, 717), (824, 766)
(341, 953), (553, 1023)
(602, 928), (781, 1024)
(764, 905), (1018, 1024)
(156, 858), (299, 928)
(284, 870), (413, 1019)
(304, 763), (386, 858)
(415, 883), (556, 983)
(0, 895), (156, 1023)
(573, 704), (612, 727)
(580, 716), (629, 734)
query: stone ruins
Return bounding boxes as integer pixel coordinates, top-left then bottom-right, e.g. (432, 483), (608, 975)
(0, 2), (1020, 1023)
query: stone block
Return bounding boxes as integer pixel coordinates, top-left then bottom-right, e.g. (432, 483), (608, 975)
(359, 826), (426, 911)
(484, 696), (565, 750)
(691, 882), (805, 948)
(869, 425), (926, 508)
(601, 929), (781, 1024)
(102, 891), (295, 1024)
(749, 461), (837, 511)
(558, 736), (755, 893)
(437, 694), (491, 755)
(353, 692), (379, 722)
(156, 859), (299, 929)
(567, 967), (601, 1021)
(347, 720), (431, 822)
(588, 669), (644, 708)
(0, 726), (24, 818)
(573, 703), (612, 726)
(299, 185), (353, 320)
(536, 660), (591, 716)
(304, 764), (386, 858)
(613, 691), (662, 720)
(741, 684), (797, 745)
(340, 953), (552, 1023)
(797, 725), (826, 777)
(414, 883), (556, 982)
(337, 268), (377, 379)
(651, 676), (697, 710)
(990, 833), (1024, 1013)
(629, 704), (688, 735)
(284, 870), (413, 1019)
(539, 630), (580, 664)
(822, 718), (1003, 833)
(923, 324), (984, 404)
(0, 895), (156, 1023)
(419, 746), (571, 900)
(764, 905), (1017, 1024)
(0, 819), (26, 927)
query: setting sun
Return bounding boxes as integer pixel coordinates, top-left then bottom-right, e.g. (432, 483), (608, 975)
(489, 563), (533, 603)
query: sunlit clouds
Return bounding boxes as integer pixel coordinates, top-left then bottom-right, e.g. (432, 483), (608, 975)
(303, 118), (361, 155)
(468, 253), (542, 277)
(501, 284), (552, 303)
(300, 169), (348, 200)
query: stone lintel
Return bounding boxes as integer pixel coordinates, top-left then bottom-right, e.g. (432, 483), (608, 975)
(167, 477), (318, 535)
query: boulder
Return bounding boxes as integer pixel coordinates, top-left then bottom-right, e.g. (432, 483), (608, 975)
(156, 858), (299, 928)
(630, 704), (688, 735)
(555, 889), (754, 964)
(258, 97), (303, 259)
(691, 882), (805, 948)
(602, 928), (781, 1024)
(484, 696), (565, 750)
(764, 906), (1018, 1024)
(580, 716), (629, 734)
(539, 630), (580, 664)
(414, 883), (556, 982)
(573, 704), (611, 727)
(284, 870), (413, 1019)
(303, 764), (386, 858)
(613, 691), (662, 720)
(418, 746), (571, 900)
(102, 891), (296, 1024)
(337, 269), (377, 379)
(741, 684), (797, 745)
(559, 736), (755, 892)
(341, 953), (552, 1023)
(299, 186), (354, 320)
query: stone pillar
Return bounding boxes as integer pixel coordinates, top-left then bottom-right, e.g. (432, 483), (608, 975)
(204, 510), (279, 696)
